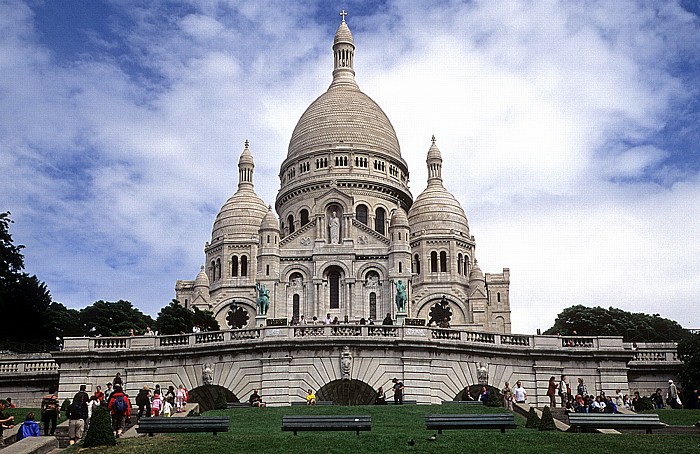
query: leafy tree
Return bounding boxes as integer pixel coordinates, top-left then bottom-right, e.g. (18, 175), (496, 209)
(79, 300), (154, 337)
(545, 305), (689, 342)
(44, 302), (83, 339)
(82, 404), (116, 448)
(677, 332), (700, 409)
(0, 211), (55, 346)
(156, 300), (219, 335)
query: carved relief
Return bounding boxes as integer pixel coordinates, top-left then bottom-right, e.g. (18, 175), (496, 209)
(202, 363), (214, 386)
(340, 346), (352, 380)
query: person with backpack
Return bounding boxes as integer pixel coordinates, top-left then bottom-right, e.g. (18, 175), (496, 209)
(67, 394), (88, 445)
(40, 386), (60, 436)
(107, 385), (131, 438)
(135, 386), (151, 422)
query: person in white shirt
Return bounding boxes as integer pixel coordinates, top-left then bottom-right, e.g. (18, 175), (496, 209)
(513, 381), (527, 403)
(323, 313), (332, 325)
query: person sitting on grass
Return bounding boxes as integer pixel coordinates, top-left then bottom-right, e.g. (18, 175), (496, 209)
(249, 389), (266, 407)
(479, 386), (490, 404)
(306, 389), (316, 405)
(15, 412), (40, 441)
(374, 387), (387, 405)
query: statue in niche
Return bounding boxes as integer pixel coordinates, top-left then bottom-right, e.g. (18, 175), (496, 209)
(255, 282), (270, 315)
(395, 280), (407, 312)
(366, 274), (378, 287)
(340, 346), (352, 380)
(328, 211), (340, 244)
(202, 363), (214, 386)
(477, 362), (488, 385)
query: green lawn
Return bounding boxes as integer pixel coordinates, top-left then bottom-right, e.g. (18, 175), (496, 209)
(66, 405), (700, 454)
(4, 407), (67, 427)
(641, 408), (700, 426)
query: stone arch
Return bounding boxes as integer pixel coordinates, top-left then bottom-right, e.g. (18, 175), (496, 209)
(319, 260), (352, 278)
(316, 379), (376, 406)
(282, 267), (311, 283)
(454, 384), (501, 406)
(188, 384), (239, 412)
(355, 262), (388, 281)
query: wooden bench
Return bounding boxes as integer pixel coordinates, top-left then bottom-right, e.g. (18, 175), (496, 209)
(282, 415), (371, 436)
(388, 399), (417, 405)
(567, 413), (667, 434)
(291, 401), (334, 406)
(136, 416), (230, 436)
(442, 400), (484, 405)
(226, 402), (252, 408)
(426, 414), (517, 434)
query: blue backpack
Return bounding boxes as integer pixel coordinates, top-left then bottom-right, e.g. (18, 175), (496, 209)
(113, 395), (128, 413)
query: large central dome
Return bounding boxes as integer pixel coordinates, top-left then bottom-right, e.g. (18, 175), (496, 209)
(286, 17), (401, 159)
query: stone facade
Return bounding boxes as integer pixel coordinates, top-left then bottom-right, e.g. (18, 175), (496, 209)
(175, 16), (511, 333)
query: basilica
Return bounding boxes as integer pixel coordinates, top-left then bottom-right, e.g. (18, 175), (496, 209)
(175, 15), (512, 333)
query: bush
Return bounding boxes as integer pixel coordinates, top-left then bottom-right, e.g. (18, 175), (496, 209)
(635, 396), (655, 411)
(60, 398), (71, 412)
(525, 407), (540, 428)
(539, 406), (557, 431)
(214, 388), (228, 410)
(83, 405), (116, 448)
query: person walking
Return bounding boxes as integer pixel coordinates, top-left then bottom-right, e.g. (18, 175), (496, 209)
(547, 376), (557, 407)
(558, 375), (568, 407)
(502, 382), (513, 410)
(67, 394), (88, 445)
(392, 378), (405, 405)
(513, 381), (527, 404)
(40, 386), (60, 436)
(135, 386), (151, 422)
(107, 384), (131, 438)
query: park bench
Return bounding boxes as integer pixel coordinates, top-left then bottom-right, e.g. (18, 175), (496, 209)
(136, 416), (230, 436)
(425, 414), (517, 434)
(441, 400), (484, 405)
(291, 400), (334, 406)
(388, 399), (417, 405)
(226, 402), (252, 408)
(567, 413), (667, 434)
(282, 415), (371, 436)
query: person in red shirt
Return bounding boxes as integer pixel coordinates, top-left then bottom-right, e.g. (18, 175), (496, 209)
(93, 385), (105, 402)
(107, 385), (131, 438)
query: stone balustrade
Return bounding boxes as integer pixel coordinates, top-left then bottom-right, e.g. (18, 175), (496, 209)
(624, 342), (680, 363)
(0, 359), (58, 375)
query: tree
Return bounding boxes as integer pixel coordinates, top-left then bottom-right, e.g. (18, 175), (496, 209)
(82, 404), (116, 448)
(544, 305), (689, 342)
(79, 300), (154, 337)
(677, 332), (700, 409)
(0, 211), (55, 346)
(156, 300), (220, 335)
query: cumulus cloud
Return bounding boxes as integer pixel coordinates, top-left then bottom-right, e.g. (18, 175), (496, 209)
(1, 0), (698, 333)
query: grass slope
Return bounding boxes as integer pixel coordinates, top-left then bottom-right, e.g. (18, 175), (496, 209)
(66, 405), (700, 454)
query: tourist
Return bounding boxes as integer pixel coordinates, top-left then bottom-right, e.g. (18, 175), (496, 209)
(615, 388), (624, 408)
(513, 381), (527, 404)
(392, 378), (404, 405)
(479, 386), (490, 404)
(176, 385), (187, 413)
(383, 313), (393, 325)
(604, 395), (617, 413)
(135, 386), (151, 422)
(558, 375), (568, 407)
(623, 394), (633, 410)
(129, 328), (135, 336)
(249, 389), (266, 407)
(151, 393), (162, 416)
(332, 316), (340, 325)
(74, 384), (90, 403)
(144, 327), (155, 336)
(374, 386), (387, 405)
(162, 399), (173, 417)
(165, 385), (176, 407)
(631, 391), (642, 412)
(323, 313), (332, 325)
(5, 398), (15, 409)
(576, 377), (587, 397)
(93, 385), (104, 402)
(306, 389), (316, 405)
(311, 316), (319, 325)
(667, 379), (681, 409)
(501, 382), (513, 410)
(112, 372), (123, 388)
(86, 395), (99, 429)
(15, 412), (40, 441)
(40, 385), (59, 436)
(104, 382), (114, 402)
(0, 400), (15, 447)
(67, 394), (88, 445)
(547, 376), (557, 407)
(107, 384), (131, 438)
(299, 315), (307, 325)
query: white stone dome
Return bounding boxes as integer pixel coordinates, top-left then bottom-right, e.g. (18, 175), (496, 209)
(390, 207), (409, 228)
(211, 190), (267, 240)
(260, 206), (280, 231)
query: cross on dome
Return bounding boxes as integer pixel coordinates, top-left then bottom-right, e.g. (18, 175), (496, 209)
(340, 10), (347, 22)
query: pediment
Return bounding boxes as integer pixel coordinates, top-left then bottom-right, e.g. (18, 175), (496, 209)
(313, 186), (354, 212)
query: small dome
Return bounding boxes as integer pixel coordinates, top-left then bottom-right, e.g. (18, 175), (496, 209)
(469, 259), (484, 281)
(260, 206), (280, 231)
(427, 136), (442, 161)
(390, 208), (409, 228)
(334, 19), (354, 46)
(239, 140), (254, 166)
(195, 265), (209, 288)
(212, 190), (267, 240)
(408, 185), (470, 235)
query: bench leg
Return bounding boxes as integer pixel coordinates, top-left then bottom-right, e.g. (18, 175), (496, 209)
(500, 428), (505, 434)
(294, 431), (298, 436)
(148, 432), (154, 437)
(646, 429), (652, 435)
(356, 430), (359, 436)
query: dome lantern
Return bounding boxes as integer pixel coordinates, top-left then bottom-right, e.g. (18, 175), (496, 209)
(238, 139), (254, 190)
(331, 10), (357, 88)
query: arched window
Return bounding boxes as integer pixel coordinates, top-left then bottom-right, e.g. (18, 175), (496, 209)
(216, 258), (221, 280)
(356, 204), (368, 225)
(464, 258), (469, 276)
(240, 255), (248, 277)
(430, 251), (438, 272)
(369, 292), (377, 320)
(497, 292), (501, 303)
(300, 209), (309, 226)
(329, 269), (340, 309)
(375, 207), (386, 235)
(457, 253), (463, 275)
(266, 264), (270, 276)
(209, 260), (215, 280)
(398, 262), (402, 273)
(287, 214), (295, 234)
(414, 254), (421, 274)
(231, 256), (239, 277)
(440, 251), (447, 272)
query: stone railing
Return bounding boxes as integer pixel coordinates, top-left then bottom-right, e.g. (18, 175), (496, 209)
(0, 359), (58, 375)
(61, 328), (645, 355)
(624, 342), (680, 364)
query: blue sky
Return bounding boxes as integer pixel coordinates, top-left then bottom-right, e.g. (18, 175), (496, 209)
(1, 0), (699, 333)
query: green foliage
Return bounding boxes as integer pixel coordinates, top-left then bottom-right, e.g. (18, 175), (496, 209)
(83, 404), (116, 448)
(678, 332), (700, 408)
(635, 396), (655, 411)
(539, 406), (556, 431)
(61, 398), (72, 412)
(544, 305), (689, 342)
(156, 300), (219, 335)
(193, 306), (220, 332)
(525, 407), (540, 428)
(214, 389), (228, 410)
(79, 300), (154, 337)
